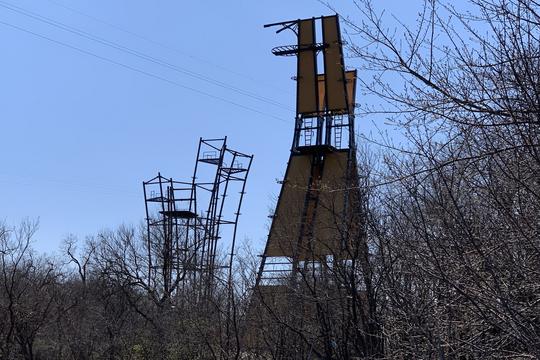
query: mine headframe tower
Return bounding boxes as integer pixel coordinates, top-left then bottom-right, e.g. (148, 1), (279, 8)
(143, 137), (253, 303)
(244, 15), (367, 356)
(256, 14), (359, 287)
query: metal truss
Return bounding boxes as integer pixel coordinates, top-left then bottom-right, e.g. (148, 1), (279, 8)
(143, 137), (253, 302)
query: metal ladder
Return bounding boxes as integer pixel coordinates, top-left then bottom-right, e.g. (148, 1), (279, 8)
(304, 118), (314, 146)
(333, 115), (343, 148)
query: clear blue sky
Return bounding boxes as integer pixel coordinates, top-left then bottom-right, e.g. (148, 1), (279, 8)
(0, 0), (416, 255)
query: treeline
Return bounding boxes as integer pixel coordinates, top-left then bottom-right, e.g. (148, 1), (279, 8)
(0, 223), (256, 359)
(349, 0), (540, 357)
(2, 0), (540, 358)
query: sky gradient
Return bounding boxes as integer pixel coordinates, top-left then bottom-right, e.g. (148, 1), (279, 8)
(0, 0), (415, 255)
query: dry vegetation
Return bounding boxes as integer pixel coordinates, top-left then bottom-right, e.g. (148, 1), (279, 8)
(1, 0), (540, 358)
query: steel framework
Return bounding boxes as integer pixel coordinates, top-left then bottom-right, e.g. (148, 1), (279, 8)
(255, 15), (359, 287)
(143, 137), (253, 302)
(243, 16), (366, 357)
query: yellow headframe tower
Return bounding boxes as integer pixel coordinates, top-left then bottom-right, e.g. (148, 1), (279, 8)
(257, 14), (359, 285)
(245, 15), (365, 355)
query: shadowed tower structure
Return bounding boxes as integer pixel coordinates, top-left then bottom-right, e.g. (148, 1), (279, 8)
(143, 138), (253, 304)
(245, 15), (370, 357)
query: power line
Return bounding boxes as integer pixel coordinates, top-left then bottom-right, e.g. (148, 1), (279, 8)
(46, 0), (293, 95)
(0, 0), (291, 111)
(0, 19), (289, 123)
(0, 0), (294, 113)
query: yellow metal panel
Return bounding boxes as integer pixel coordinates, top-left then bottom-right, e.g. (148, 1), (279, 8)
(345, 70), (357, 115)
(265, 152), (356, 259)
(313, 151), (348, 255)
(322, 15), (348, 113)
(317, 74), (325, 113)
(297, 19), (318, 115)
(265, 154), (312, 257)
(318, 70), (357, 114)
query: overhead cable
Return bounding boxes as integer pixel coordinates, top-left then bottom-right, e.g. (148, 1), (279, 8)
(0, 19), (289, 123)
(0, 0), (294, 113)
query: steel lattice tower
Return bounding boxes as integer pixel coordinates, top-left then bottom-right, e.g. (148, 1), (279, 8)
(143, 137), (253, 303)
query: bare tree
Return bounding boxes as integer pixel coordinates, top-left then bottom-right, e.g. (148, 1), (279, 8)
(0, 220), (61, 360)
(343, 0), (540, 357)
